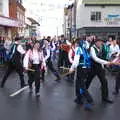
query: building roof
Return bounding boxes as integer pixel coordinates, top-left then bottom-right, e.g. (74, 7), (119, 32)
(83, 0), (120, 5)
(27, 17), (40, 26)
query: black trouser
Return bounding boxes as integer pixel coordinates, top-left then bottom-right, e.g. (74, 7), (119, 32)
(1, 60), (25, 87)
(46, 58), (60, 79)
(58, 50), (69, 68)
(115, 71), (120, 93)
(67, 72), (74, 82)
(28, 64), (41, 93)
(67, 63), (74, 82)
(41, 69), (45, 82)
(75, 66), (93, 104)
(86, 63), (108, 100)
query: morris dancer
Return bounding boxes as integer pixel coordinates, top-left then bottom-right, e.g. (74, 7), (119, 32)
(86, 39), (114, 104)
(69, 39), (93, 110)
(58, 35), (71, 70)
(23, 41), (46, 96)
(42, 37), (61, 82)
(1, 37), (26, 88)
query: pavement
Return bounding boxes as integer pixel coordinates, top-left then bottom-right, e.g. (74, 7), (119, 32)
(0, 67), (120, 120)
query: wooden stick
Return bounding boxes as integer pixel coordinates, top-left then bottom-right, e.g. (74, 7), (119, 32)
(27, 68), (35, 72)
(61, 72), (71, 78)
(60, 66), (70, 70)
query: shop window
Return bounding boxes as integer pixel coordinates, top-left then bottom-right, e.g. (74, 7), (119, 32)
(91, 12), (101, 22)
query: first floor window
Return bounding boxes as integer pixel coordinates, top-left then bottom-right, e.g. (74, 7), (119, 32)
(91, 11), (101, 22)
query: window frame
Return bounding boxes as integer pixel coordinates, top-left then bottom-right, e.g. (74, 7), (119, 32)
(90, 11), (101, 22)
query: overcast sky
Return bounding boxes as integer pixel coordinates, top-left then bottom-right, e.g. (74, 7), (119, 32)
(23, 0), (70, 37)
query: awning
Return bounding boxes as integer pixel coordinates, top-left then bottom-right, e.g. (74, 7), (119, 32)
(0, 15), (19, 27)
(27, 17), (40, 26)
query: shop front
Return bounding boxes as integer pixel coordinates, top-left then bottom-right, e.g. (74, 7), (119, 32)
(0, 15), (19, 64)
(0, 15), (19, 41)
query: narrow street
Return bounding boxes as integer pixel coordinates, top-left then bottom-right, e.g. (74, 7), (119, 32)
(0, 68), (119, 120)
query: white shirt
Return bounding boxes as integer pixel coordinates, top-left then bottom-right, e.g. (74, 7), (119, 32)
(31, 49), (41, 64)
(70, 47), (82, 70)
(85, 40), (90, 49)
(45, 48), (51, 61)
(23, 49), (46, 69)
(109, 44), (120, 58)
(68, 47), (75, 64)
(44, 43), (56, 61)
(17, 44), (25, 55)
(90, 45), (109, 65)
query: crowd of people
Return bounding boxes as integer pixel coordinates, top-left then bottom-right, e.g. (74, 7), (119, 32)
(0, 35), (120, 111)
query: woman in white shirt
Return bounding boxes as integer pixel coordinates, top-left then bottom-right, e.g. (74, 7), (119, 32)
(109, 39), (120, 59)
(23, 41), (46, 96)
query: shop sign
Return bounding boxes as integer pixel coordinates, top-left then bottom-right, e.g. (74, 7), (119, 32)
(104, 14), (120, 25)
(0, 16), (19, 27)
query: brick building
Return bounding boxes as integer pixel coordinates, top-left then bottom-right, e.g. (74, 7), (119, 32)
(9, 0), (25, 37)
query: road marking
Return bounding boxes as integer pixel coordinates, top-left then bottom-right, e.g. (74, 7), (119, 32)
(10, 86), (29, 97)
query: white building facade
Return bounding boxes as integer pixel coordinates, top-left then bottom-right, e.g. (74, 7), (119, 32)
(76, 0), (120, 40)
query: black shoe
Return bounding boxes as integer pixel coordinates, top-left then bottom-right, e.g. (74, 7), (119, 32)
(74, 98), (84, 106)
(55, 77), (61, 82)
(21, 84), (27, 88)
(0, 83), (4, 88)
(102, 99), (114, 104)
(113, 90), (119, 95)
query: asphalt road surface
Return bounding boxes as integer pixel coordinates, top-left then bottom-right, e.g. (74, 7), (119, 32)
(0, 67), (120, 120)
